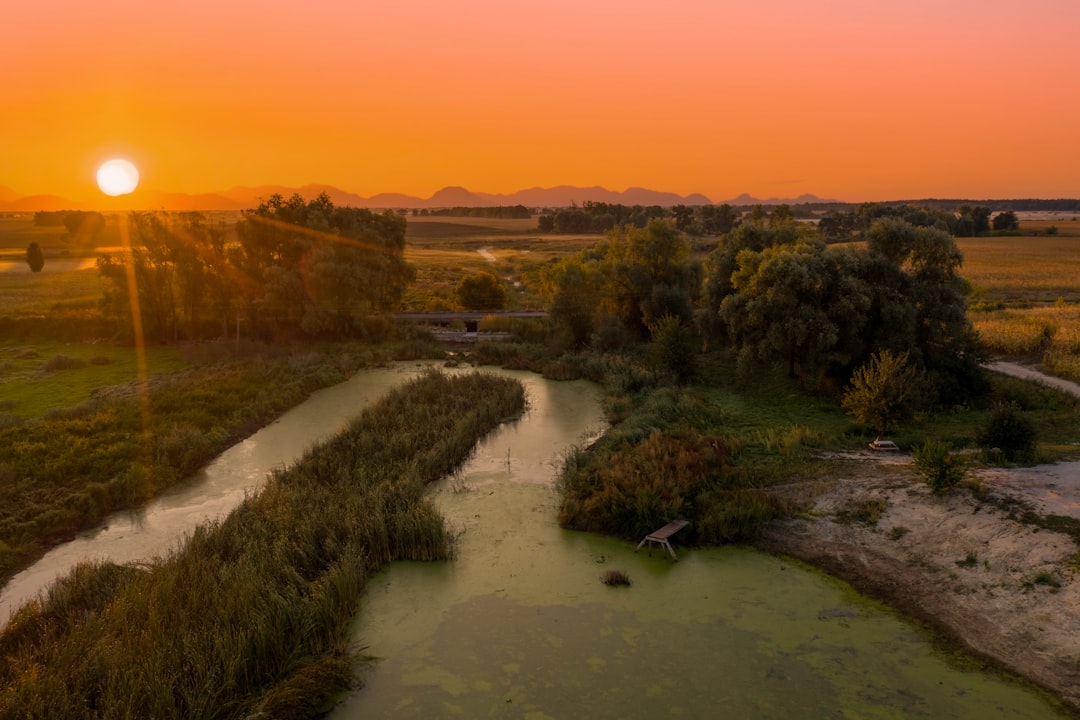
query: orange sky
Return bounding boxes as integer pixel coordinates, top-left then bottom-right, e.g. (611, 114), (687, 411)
(2, 0), (1078, 203)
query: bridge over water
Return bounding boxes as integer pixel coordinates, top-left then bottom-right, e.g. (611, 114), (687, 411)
(390, 310), (548, 335)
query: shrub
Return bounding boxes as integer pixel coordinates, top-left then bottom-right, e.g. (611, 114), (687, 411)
(42, 354), (87, 372)
(454, 271), (507, 310)
(978, 402), (1037, 462)
(25, 242), (44, 272)
(912, 439), (966, 493)
(647, 315), (698, 384)
(841, 350), (922, 434)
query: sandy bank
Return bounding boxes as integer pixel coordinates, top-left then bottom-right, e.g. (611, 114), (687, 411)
(759, 453), (1080, 714)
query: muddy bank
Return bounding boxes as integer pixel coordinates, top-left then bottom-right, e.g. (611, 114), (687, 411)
(759, 454), (1080, 715)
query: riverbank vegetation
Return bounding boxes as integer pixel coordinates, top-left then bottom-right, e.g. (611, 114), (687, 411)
(0, 338), (443, 586)
(0, 370), (525, 718)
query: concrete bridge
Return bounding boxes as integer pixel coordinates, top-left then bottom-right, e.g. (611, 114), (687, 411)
(390, 310), (547, 335)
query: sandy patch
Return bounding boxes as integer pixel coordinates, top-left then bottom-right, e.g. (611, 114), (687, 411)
(761, 453), (1080, 713)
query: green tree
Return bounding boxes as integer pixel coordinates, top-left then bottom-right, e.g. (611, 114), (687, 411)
(863, 218), (985, 403)
(25, 242), (44, 272)
(540, 256), (604, 348)
(648, 315), (698, 384)
(235, 193), (414, 336)
(992, 211), (1020, 231)
(698, 204), (739, 235)
(454, 271), (507, 310)
(841, 350), (922, 434)
(539, 220), (700, 346)
(719, 239), (871, 378)
(703, 221), (804, 323)
(601, 220), (700, 335)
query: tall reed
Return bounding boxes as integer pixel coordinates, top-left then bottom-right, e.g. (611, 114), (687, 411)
(0, 370), (525, 719)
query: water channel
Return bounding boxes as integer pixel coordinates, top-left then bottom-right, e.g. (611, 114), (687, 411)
(0, 363), (1067, 717)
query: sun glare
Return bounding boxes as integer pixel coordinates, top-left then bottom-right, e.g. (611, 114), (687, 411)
(96, 159), (140, 196)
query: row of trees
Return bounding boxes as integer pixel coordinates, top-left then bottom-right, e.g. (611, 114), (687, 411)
(537, 202), (743, 236)
(97, 194), (414, 342)
(541, 201), (1023, 241)
(818, 203), (1020, 240)
(412, 205), (530, 219)
(537, 201), (744, 236)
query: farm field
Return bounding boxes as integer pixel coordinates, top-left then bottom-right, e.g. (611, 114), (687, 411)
(402, 215), (595, 310)
(957, 221), (1080, 381)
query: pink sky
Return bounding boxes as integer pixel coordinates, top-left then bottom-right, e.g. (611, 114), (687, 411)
(2, 0), (1078, 202)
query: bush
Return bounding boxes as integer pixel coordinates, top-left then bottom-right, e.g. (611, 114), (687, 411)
(42, 354), (87, 372)
(841, 351), (922, 433)
(978, 402), (1037, 462)
(912, 439), (966, 493)
(25, 242), (44, 272)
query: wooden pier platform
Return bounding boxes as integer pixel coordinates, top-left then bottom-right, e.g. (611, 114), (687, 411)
(635, 520), (689, 561)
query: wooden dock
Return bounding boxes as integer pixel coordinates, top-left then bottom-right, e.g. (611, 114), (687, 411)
(635, 520), (689, 561)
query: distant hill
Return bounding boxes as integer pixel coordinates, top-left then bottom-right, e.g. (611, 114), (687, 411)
(725, 192), (835, 206)
(0, 185), (19, 203)
(1, 184), (736, 211)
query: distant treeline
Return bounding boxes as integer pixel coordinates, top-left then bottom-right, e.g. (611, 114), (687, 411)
(411, 205), (531, 219)
(32, 210), (106, 237)
(532, 200), (1058, 239)
(537, 202), (742, 235)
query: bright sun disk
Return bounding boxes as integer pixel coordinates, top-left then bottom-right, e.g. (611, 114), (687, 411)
(96, 159), (140, 196)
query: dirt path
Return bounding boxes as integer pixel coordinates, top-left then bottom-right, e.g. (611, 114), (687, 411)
(760, 363), (1080, 714)
(987, 361), (1080, 399)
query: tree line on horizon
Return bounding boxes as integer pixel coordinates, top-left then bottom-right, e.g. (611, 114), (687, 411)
(535, 200), (1030, 239)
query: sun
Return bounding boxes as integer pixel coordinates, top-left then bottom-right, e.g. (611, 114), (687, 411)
(96, 159), (140, 196)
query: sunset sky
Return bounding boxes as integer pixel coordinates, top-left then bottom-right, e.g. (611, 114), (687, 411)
(3, 0), (1078, 203)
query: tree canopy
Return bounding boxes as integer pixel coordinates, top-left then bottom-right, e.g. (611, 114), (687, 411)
(454, 271), (507, 310)
(540, 220), (701, 348)
(706, 217), (984, 404)
(98, 194), (414, 342)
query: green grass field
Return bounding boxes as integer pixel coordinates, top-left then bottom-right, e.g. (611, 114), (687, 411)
(0, 343), (187, 418)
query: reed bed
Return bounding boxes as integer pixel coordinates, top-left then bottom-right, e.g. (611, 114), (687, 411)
(0, 370), (525, 719)
(0, 343), (439, 590)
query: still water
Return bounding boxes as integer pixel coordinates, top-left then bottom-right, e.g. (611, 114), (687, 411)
(0, 363), (1065, 717)
(329, 374), (1064, 719)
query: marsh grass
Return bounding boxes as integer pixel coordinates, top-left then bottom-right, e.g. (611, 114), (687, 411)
(0, 370), (526, 718)
(600, 569), (632, 587)
(0, 345), (433, 584)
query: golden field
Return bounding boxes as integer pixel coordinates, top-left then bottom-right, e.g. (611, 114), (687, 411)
(959, 218), (1080, 380)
